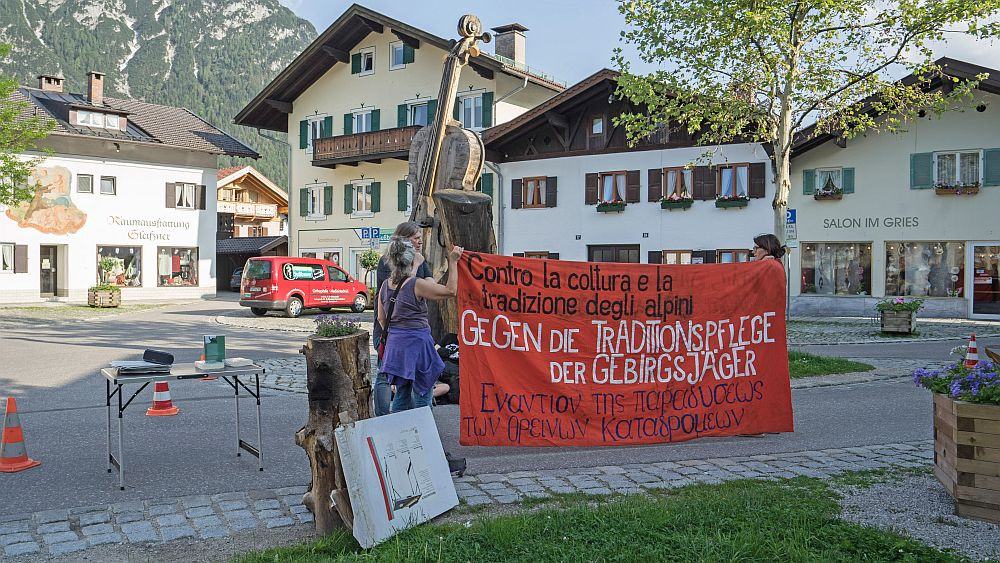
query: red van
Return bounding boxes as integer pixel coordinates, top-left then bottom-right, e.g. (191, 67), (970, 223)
(239, 257), (369, 318)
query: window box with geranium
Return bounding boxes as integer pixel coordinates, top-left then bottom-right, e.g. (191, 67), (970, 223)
(814, 176), (844, 200)
(660, 192), (693, 210)
(934, 181), (980, 195)
(596, 201), (626, 213)
(913, 355), (1000, 524)
(714, 195), (749, 209)
(876, 297), (923, 333)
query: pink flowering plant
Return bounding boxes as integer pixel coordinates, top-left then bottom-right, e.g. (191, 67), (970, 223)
(913, 360), (1000, 406)
(875, 296), (924, 313)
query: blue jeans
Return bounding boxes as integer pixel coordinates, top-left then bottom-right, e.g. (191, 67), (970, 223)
(390, 379), (432, 412)
(374, 371), (392, 417)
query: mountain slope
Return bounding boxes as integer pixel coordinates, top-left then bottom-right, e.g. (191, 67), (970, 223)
(0, 0), (316, 189)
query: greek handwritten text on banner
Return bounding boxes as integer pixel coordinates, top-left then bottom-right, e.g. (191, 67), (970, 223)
(457, 253), (793, 447)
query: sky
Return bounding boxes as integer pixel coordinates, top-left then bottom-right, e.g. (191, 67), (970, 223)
(277, 0), (999, 87)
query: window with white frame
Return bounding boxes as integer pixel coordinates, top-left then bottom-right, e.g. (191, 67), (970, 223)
(405, 182), (414, 213)
(717, 164), (749, 198)
(306, 116), (325, 151)
(934, 150), (981, 187)
(1, 243), (13, 273)
(409, 102), (429, 126)
(175, 183), (196, 209)
(78, 174), (93, 193)
(100, 176), (116, 195)
(360, 47), (375, 75)
(77, 110), (104, 127)
(390, 41), (406, 70)
(815, 167), (843, 193)
(353, 110), (373, 134)
(353, 181), (373, 215)
(458, 94), (483, 129)
(307, 185), (324, 217)
(105, 114), (120, 129)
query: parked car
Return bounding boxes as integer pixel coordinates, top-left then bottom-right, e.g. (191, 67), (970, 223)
(238, 256), (369, 318)
(229, 268), (243, 291)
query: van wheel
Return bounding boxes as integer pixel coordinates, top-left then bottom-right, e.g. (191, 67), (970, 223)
(250, 307), (267, 316)
(351, 293), (368, 313)
(285, 297), (304, 318)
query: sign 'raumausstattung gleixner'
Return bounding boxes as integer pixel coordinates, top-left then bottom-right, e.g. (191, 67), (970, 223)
(107, 215), (192, 241)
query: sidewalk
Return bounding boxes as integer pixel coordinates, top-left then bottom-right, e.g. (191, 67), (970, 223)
(0, 440), (934, 559)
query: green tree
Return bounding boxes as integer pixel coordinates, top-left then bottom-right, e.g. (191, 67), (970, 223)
(360, 248), (381, 288)
(0, 43), (55, 206)
(614, 0), (1000, 240)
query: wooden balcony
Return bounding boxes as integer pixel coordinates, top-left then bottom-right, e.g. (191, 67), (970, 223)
(312, 126), (421, 167)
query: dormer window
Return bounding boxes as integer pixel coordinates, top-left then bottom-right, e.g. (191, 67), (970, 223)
(76, 110), (123, 130)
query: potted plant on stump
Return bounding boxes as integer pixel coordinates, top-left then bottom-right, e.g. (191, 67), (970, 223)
(89, 257), (121, 308)
(295, 317), (371, 534)
(876, 297), (923, 334)
(914, 357), (1000, 524)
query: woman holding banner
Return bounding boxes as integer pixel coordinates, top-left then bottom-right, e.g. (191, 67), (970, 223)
(377, 236), (463, 412)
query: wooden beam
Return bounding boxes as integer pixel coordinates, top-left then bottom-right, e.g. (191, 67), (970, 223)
(357, 16), (384, 34)
(469, 61), (494, 80)
(265, 99), (292, 114)
(391, 30), (420, 49)
(322, 45), (349, 62)
(546, 111), (568, 130)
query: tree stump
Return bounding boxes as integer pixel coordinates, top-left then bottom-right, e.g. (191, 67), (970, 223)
(295, 331), (373, 534)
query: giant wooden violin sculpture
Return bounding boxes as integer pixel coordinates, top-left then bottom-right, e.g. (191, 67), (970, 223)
(407, 15), (499, 339)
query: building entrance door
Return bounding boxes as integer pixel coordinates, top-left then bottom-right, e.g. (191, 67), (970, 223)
(972, 244), (1000, 318)
(39, 245), (57, 296)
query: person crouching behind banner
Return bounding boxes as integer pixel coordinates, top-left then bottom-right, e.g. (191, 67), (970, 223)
(752, 233), (786, 263)
(377, 237), (463, 412)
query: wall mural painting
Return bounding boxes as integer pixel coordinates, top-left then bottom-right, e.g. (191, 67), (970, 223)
(5, 166), (87, 234)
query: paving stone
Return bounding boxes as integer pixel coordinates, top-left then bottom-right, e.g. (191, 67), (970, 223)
(121, 521), (158, 543)
(478, 482), (510, 492)
(42, 531), (79, 545)
(674, 466), (701, 475)
(1, 532), (34, 546)
(280, 495), (303, 507)
(547, 485), (579, 494)
(148, 504), (179, 517)
(180, 495), (213, 509)
(248, 489), (279, 501)
(69, 504), (108, 515)
(81, 523), (114, 536)
(653, 461), (681, 470)
(273, 486), (307, 496)
(111, 501), (145, 514)
(624, 472), (660, 484)
(47, 539), (88, 555)
(254, 499), (281, 510)
(493, 495), (521, 504)
(0, 522), (29, 536)
(87, 533), (123, 546)
(596, 465), (627, 474)
(647, 469), (684, 481)
(475, 473), (507, 483)
(185, 506), (215, 519)
(223, 509), (255, 521)
(580, 487), (613, 495)
(160, 525), (196, 541)
(37, 521), (70, 534)
(33, 509), (69, 524)
(79, 511), (111, 526)
(115, 512), (145, 524)
(506, 471), (540, 479)
(198, 527), (229, 539)
(258, 509), (285, 519)
(296, 513), (314, 524)
(156, 514), (186, 527)
(508, 477), (540, 486)
(512, 484), (546, 494)
(228, 519), (259, 531)
(192, 516), (223, 530)
(4, 541), (39, 556)
(266, 517), (295, 529)
(219, 500), (249, 511)
(289, 504), (310, 515)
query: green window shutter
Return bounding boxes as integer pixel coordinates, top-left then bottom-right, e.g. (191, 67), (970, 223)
(371, 109), (380, 132)
(402, 44), (415, 64)
(841, 168), (855, 193)
(351, 53), (361, 74)
(802, 169), (815, 195)
(322, 116), (332, 138)
(454, 98), (460, 120)
(427, 99), (437, 121)
(481, 173), (493, 197)
(482, 91), (494, 128)
(910, 152), (933, 189)
(343, 184), (353, 214)
(397, 104), (408, 127)
(343, 113), (352, 135)
(299, 187), (308, 216)
(984, 148), (1000, 187)
(371, 181), (381, 212)
(323, 185), (333, 215)
(397, 180), (408, 211)
(299, 120), (308, 149)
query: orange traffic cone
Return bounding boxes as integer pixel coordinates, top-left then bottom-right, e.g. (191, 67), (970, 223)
(146, 382), (179, 416)
(1, 397), (41, 472)
(964, 334), (980, 368)
(198, 353), (217, 381)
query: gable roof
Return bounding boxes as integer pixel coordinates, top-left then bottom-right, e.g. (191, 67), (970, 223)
(217, 235), (287, 256)
(483, 68), (618, 147)
(793, 58), (1000, 156)
(234, 3), (565, 132)
(217, 165), (288, 204)
(12, 86), (259, 159)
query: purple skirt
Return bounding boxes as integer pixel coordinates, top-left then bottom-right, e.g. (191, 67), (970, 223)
(381, 327), (444, 396)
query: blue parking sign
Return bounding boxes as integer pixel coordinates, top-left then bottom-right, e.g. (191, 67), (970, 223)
(786, 209), (796, 224)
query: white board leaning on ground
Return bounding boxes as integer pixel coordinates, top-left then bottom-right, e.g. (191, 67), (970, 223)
(335, 407), (459, 548)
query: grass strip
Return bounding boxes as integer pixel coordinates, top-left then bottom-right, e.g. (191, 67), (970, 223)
(788, 350), (875, 379)
(0, 304), (165, 319)
(238, 478), (959, 562)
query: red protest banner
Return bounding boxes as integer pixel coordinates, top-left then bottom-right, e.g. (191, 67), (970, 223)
(457, 253), (793, 447)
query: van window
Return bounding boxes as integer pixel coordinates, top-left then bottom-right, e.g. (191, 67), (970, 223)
(282, 263), (325, 281)
(327, 266), (349, 283)
(245, 260), (272, 280)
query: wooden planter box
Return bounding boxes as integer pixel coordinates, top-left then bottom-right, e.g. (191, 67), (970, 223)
(814, 192), (843, 200)
(935, 186), (980, 195)
(879, 310), (915, 333)
(660, 199), (694, 210)
(933, 393), (1000, 525)
(88, 289), (121, 308)
(715, 198), (749, 209)
(596, 202), (626, 213)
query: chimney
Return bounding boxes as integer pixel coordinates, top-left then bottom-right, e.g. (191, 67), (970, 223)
(87, 71), (105, 106)
(491, 24), (528, 66)
(36, 74), (64, 92)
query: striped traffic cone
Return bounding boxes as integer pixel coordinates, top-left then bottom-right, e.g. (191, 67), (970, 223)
(0, 397), (41, 472)
(964, 334), (980, 368)
(146, 382), (179, 416)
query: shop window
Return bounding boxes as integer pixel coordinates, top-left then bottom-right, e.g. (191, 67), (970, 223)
(886, 241), (965, 297)
(599, 172), (625, 203)
(662, 250), (692, 265)
(934, 151), (981, 187)
(718, 250), (750, 263)
(800, 242), (871, 296)
(157, 247), (198, 287)
(97, 246), (142, 287)
(78, 174), (93, 193)
(1, 243), (13, 273)
(717, 164), (749, 197)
